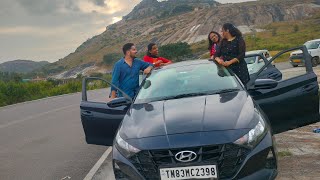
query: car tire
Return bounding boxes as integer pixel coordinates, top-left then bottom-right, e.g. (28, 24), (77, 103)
(316, 57), (320, 64)
(312, 57), (318, 67)
(292, 64), (298, 67)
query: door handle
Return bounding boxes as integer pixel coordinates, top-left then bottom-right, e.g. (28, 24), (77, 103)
(81, 110), (93, 116)
(302, 84), (317, 92)
(267, 73), (279, 79)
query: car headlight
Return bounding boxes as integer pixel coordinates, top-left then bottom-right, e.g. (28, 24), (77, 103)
(115, 132), (140, 158)
(234, 116), (267, 148)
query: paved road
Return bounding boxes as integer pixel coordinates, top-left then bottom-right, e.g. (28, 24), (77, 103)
(274, 61), (292, 70)
(0, 89), (109, 180)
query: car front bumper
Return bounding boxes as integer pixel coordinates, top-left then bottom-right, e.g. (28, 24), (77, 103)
(290, 56), (305, 66)
(112, 131), (277, 180)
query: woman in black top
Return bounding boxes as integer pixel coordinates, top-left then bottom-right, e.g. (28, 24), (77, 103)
(214, 23), (250, 86)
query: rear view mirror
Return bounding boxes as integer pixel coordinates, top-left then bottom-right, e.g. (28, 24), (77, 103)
(107, 97), (132, 108)
(253, 79), (278, 90)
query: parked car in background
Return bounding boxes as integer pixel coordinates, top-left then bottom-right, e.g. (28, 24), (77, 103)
(290, 39), (320, 67)
(245, 50), (272, 75)
(245, 50), (282, 81)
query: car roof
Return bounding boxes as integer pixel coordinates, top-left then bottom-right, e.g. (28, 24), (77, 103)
(246, 50), (268, 55)
(306, 39), (320, 43)
(154, 59), (214, 70)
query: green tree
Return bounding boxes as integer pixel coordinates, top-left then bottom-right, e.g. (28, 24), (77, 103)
(159, 42), (192, 62)
(103, 53), (122, 66)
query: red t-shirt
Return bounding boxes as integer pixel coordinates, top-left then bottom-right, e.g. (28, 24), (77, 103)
(143, 55), (172, 67)
(210, 44), (217, 57)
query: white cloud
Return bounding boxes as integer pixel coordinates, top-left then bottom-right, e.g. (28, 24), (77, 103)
(112, 16), (122, 24)
(0, 0), (256, 63)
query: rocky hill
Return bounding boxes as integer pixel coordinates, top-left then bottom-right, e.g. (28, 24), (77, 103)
(124, 0), (219, 20)
(0, 60), (49, 73)
(52, 0), (320, 74)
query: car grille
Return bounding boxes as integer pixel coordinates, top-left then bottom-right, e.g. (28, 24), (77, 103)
(129, 144), (250, 180)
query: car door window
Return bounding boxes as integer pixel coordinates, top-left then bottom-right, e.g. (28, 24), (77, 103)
(80, 77), (131, 146)
(280, 50), (307, 80)
(252, 49), (310, 82)
(245, 55), (265, 74)
(85, 79), (110, 103)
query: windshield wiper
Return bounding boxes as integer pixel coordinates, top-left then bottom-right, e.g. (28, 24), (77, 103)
(214, 88), (240, 94)
(161, 92), (210, 101)
(158, 89), (240, 101)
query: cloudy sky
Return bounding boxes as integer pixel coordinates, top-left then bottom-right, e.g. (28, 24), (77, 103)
(0, 0), (255, 63)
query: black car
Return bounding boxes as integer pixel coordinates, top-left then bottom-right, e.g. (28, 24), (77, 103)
(80, 46), (319, 180)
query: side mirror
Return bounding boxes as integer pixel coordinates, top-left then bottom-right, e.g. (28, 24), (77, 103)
(107, 97), (132, 108)
(143, 80), (152, 89)
(253, 79), (278, 90)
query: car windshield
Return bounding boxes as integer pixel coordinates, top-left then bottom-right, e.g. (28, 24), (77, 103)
(245, 56), (256, 64)
(304, 41), (320, 50)
(135, 62), (241, 103)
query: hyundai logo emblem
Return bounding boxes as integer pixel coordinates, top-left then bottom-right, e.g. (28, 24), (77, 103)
(175, 151), (197, 162)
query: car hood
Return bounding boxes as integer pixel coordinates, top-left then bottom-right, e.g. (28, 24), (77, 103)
(119, 91), (258, 140)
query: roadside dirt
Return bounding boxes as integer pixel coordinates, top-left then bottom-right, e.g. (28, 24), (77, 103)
(275, 122), (320, 180)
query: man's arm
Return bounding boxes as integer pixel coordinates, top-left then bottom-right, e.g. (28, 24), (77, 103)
(138, 59), (153, 74)
(143, 66), (153, 74)
(110, 63), (120, 99)
(159, 57), (172, 65)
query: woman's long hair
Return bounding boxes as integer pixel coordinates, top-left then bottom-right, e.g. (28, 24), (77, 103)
(222, 23), (242, 37)
(208, 31), (221, 50)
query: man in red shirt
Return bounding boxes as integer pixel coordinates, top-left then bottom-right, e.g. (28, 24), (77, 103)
(143, 43), (172, 67)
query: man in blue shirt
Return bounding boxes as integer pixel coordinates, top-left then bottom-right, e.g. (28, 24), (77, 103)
(110, 43), (153, 99)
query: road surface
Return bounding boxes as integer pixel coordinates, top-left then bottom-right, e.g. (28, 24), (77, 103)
(0, 89), (109, 180)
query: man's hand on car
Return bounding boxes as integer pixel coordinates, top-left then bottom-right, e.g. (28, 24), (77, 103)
(143, 66), (153, 74)
(110, 90), (117, 100)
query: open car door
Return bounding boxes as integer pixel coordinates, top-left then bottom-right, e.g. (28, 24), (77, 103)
(247, 46), (320, 134)
(245, 54), (282, 81)
(80, 77), (132, 146)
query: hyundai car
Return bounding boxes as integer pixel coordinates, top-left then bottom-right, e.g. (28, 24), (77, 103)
(80, 46), (319, 180)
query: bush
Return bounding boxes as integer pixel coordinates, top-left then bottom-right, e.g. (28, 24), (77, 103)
(159, 42), (192, 62)
(0, 77), (110, 107)
(103, 53), (122, 66)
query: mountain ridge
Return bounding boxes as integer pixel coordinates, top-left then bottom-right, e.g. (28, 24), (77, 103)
(51, 0), (320, 73)
(0, 60), (49, 73)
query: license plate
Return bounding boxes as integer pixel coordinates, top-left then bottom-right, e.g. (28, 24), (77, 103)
(293, 59), (301, 63)
(160, 165), (218, 180)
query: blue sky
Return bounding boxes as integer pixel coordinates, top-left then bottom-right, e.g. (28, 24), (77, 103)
(0, 0), (256, 63)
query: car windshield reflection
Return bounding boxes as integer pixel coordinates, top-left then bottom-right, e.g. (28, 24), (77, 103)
(135, 62), (241, 103)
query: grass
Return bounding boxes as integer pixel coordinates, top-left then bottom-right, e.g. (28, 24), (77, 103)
(269, 51), (291, 63)
(0, 74), (111, 107)
(277, 150), (293, 157)
(245, 13), (320, 51)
